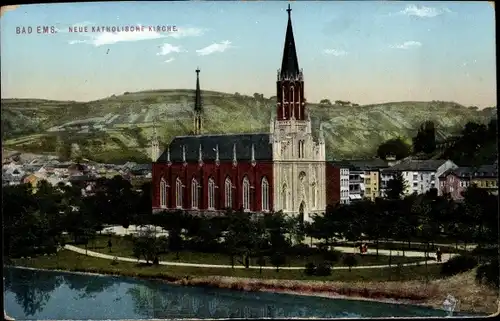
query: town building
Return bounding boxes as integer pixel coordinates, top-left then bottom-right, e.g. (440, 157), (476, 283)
(438, 167), (474, 200)
(152, 5), (326, 221)
(380, 159), (457, 196)
(326, 161), (349, 205)
(348, 159), (388, 201)
(470, 164), (498, 195)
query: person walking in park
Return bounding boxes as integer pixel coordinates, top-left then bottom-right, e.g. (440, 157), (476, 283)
(436, 248), (442, 262)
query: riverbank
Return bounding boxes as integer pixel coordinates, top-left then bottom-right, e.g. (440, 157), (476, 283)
(7, 251), (498, 315)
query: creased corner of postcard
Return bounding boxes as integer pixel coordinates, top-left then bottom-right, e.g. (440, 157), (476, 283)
(1, 5), (20, 18)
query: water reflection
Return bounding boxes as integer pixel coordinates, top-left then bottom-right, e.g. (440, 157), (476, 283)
(4, 267), (455, 320)
(4, 267), (64, 316)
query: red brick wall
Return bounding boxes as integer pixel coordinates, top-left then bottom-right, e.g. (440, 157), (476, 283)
(152, 161), (273, 212)
(325, 163), (340, 206)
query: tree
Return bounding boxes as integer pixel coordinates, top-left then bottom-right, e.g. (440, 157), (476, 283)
(270, 252), (287, 272)
(132, 227), (161, 264)
(385, 172), (407, 200)
(319, 99), (332, 105)
(342, 254), (358, 271)
(412, 121), (436, 154)
(376, 138), (411, 160)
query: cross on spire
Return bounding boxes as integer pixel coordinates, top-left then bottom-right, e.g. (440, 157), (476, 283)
(196, 67), (200, 75)
(287, 3), (292, 17)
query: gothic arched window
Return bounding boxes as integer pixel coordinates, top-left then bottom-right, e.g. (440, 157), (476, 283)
(191, 178), (199, 209)
(281, 183), (287, 210)
(242, 176), (250, 211)
(175, 178), (183, 208)
(208, 178), (215, 210)
(160, 178), (167, 208)
(224, 177), (232, 209)
(261, 177), (269, 211)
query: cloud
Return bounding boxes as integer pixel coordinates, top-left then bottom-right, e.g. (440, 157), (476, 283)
(68, 25), (204, 46)
(323, 49), (348, 56)
(1, 5), (20, 17)
(156, 43), (184, 56)
(196, 40), (232, 56)
(164, 58), (175, 63)
(389, 41), (422, 49)
(398, 4), (450, 18)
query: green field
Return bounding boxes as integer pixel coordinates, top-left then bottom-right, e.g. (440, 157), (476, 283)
(9, 249), (441, 282)
(1, 90), (496, 162)
(86, 235), (432, 267)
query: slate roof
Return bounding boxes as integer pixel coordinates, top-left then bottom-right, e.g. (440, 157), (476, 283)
(441, 164), (498, 179)
(157, 133), (272, 163)
(473, 164), (498, 178)
(381, 159), (449, 172)
(347, 159), (389, 170)
(440, 167), (474, 179)
(132, 163), (152, 171)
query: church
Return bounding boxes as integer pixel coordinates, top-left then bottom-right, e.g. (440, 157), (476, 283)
(152, 5), (327, 221)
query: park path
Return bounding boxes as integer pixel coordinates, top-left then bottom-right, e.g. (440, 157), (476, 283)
(64, 244), (457, 271)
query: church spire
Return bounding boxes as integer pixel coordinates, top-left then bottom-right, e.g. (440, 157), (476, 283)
(193, 67), (203, 135)
(150, 109), (160, 162)
(280, 4), (300, 79)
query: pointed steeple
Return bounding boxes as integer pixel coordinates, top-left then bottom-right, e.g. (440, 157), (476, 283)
(198, 144), (203, 164)
(194, 68), (202, 113)
(232, 143), (237, 167)
(193, 68), (203, 135)
(215, 144), (220, 164)
(151, 110), (160, 162)
(280, 4), (300, 79)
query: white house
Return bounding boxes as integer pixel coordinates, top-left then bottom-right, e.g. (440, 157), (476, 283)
(380, 159), (458, 196)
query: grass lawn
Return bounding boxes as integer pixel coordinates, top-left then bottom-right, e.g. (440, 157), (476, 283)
(9, 250), (442, 282)
(327, 240), (469, 255)
(84, 235), (433, 267)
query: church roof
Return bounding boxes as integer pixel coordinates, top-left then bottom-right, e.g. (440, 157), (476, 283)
(157, 133), (272, 163)
(280, 4), (300, 79)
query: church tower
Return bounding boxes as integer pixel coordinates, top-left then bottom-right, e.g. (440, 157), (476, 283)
(193, 68), (203, 135)
(271, 4), (326, 222)
(276, 4), (305, 121)
(150, 111), (160, 162)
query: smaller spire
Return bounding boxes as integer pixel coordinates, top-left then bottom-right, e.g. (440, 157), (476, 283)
(319, 123), (325, 144)
(182, 145), (186, 163)
(251, 143), (256, 167)
(215, 144), (220, 166)
(198, 144), (203, 164)
(232, 143), (237, 167)
(167, 147), (171, 164)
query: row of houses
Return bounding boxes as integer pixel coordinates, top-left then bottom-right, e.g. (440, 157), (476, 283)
(2, 158), (152, 192)
(327, 157), (497, 204)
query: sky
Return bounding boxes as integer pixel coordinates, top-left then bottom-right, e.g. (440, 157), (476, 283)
(1, 1), (496, 107)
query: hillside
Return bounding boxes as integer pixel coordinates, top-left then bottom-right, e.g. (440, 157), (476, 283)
(1, 90), (496, 163)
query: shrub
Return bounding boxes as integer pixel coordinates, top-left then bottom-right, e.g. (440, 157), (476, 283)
(290, 244), (316, 256)
(304, 262), (316, 276)
(322, 250), (341, 263)
(441, 255), (478, 276)
(342, 254), (358, 271)
(475, 259), (499, 288)
(316, 261), (332, 276)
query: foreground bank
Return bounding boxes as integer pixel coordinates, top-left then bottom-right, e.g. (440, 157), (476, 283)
(7, 250), (498, 315)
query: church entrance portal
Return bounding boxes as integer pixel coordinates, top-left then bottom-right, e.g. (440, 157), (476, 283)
(299, 201), (306, 222)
